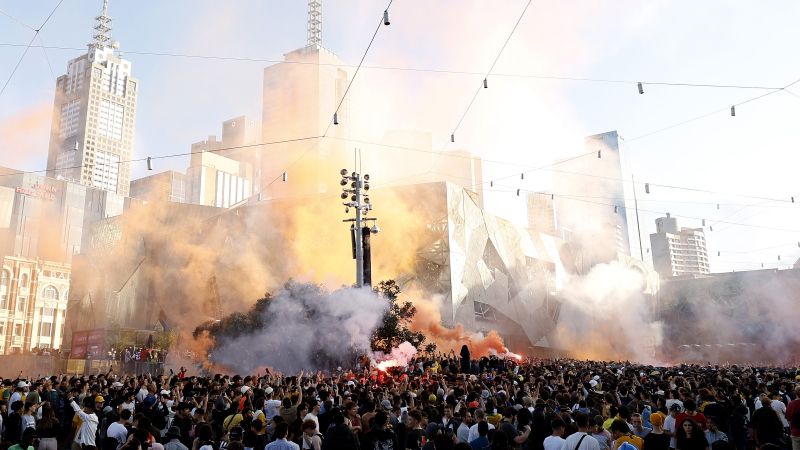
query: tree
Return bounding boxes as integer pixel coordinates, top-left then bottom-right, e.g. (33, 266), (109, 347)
(370, 280), (431, 353)
(105, 323), (135, 353)
(154, 330), (178, 350)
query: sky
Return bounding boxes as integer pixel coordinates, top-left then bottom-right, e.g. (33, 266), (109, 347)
(1, 0), (800, 274)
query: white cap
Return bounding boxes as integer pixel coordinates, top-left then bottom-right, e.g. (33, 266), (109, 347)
(160, 389), (171, 395)
(241, 386), (250, 394)
(265, 387), (273, 395)
(113, 382), (124, 387)
(593, 375), (600, 381)
(589, 380), (598, 388)
(17, 381), (28, 388)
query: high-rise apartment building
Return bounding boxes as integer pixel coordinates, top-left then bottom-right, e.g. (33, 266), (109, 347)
(526, 192), (557, 237)
(45, 0), (138, 197)
(260, 3), (358, 201)
(552, 131), (651, 264)
(130, 171), (187, 203)
(650, 214), (710, 278)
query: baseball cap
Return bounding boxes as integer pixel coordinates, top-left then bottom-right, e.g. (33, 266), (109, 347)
(380, 399), (392, 409)
(264, 387), (273, 395)
(241, 386), (250, 394)
(95, 396), (105, 403)
(112, 382), (124, 387)
(428, 394), (437, 402)
(469, 401), (480, 408)
(589, 380), (598, 388)
(17, 381), (28, 388)
(425, 423), (440, 439)
(669, 403), (682, 413)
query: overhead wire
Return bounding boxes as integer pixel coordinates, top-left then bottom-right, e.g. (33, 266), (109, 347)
(0, 43), (787, 91)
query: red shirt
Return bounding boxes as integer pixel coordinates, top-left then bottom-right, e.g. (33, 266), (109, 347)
(787, 398), (800, 437)
(676, 412), (707, 430)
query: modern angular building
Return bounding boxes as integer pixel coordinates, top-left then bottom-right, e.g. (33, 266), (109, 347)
(552, 131), (651, 265)
(0, 166), (143, 354)
(45, 0), (138, 196)
(650, 214), (710, 278)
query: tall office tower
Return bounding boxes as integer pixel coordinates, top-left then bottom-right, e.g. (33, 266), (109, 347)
(219, 116), (262, 194)
(260, 0), (359, 200)
(552, 131), (651, 264)
(375, 130), (485, 208)
(45, 0), (138, 196)
(650, 214), (710, 278)
(129, 171), (187, 203)
(526, 191), (557, 237)
(185, 152), (253, 208)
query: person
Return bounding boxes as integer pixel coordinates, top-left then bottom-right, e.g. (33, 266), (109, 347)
(71, 396), (99, 450)
(676, 401), (706, 431)
(498, 406), (531, 447)
(459, 345), (471, 375)
(6, 400), (24, 444)
(750, 395), (783, 447)
(468, 409), (496, 442)
(249, 421), (268, 450)
(544, 418), (566, 450)
(642, 412), (670, 450)
(107, 410), (131, 450)
(304, 400), (321, 432)
(266, 422), (299, 450)
(36, 405), (60, 450)
(610, 419), (644, 450)
(8, 428), (36, 450)
(457, 408), (473, 444)
(787, 386), (800, 450)
(300, 419), (322, 450)
(164, 426), (190, 450)
(632, 414), (651, 440)
(664, 404), (680, 450)
(469, 421), (490, 450)
(321, 411), (359, 450)
(422, 423), (440, 450)
(361, 411), (398, 450)
(591, 416), (612, 450)
(405, 410), (427, 450)
(701, 397), (728, 438)
(562, 414), (601, 450)
(703, 418), (727, 446)
(675, 419), (708, 450)
(172, 402), (194, 448)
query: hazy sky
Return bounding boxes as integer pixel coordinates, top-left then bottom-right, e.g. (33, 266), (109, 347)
(2, 0), (799, 273)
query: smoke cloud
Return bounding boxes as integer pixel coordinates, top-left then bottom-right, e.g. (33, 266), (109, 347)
(0, 102), (52, 167)
(201, 283), (387, 374)
(550, 261), (661, 362)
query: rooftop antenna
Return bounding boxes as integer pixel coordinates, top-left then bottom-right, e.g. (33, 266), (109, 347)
(89, 0), (113, 51)
(307, 0), (322, 47)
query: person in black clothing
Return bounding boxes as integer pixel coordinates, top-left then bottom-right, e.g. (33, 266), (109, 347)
(290, 403), (309, 445)
(171, 402), (194, 448)
(728, 397), (748, 450)
(249, 420), (268, 450)
(322, 410), (361, 450)
(676, 418), (710, 450)
(702, 395), (729, 436)
(361, 411), (398, 449)
(6, 401), (24, 444)
(460, 345), (471, 375)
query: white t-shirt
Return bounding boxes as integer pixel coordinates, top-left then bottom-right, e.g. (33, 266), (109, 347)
(304, 413), (319, 431)
(107, 422), (128, 449)
(265, 399), (282, 422)
(562, 432), (601, 450)
(772, 400), (788, 427)
(544, 435), (566, 450)
(664, 415), (677, 448)
(468, 421), (495, 442)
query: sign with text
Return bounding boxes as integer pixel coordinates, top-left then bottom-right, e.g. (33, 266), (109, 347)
(71, 346), (86, 358)
(87, 329), (104, 345)
(72, 332), (88, 347)
(16, 183), (58, 200)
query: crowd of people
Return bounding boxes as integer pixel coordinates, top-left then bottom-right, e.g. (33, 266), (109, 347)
(0, 351), (797, 450)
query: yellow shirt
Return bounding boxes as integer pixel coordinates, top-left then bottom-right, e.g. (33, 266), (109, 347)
(615, 434), (644, 450)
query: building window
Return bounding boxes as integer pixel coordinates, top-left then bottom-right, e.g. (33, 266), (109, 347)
(40, 323), (52, 337)
(19, 274), (27, 288)
(14, 324), (21, 335)
(42, 286), (58, 300)
(16, 298), (25, 312)
(0, 270), (8, 287)
(43, 307), (54, 317)
(0, 322), (4, 335)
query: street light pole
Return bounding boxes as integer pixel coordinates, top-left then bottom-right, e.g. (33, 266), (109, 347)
(339, 168), (380, 288)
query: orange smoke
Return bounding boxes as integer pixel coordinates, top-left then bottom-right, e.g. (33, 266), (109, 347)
(405, 294), (507, 357)
(181, 330), (215, 371)
(0, 102), (52, 167)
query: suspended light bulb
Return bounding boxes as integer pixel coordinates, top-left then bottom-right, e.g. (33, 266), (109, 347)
(710, 226), (713, 231)
(702, 219), (706, 226)
(638, 82), (644, 94)
(598, 150), (602, 158)
(551, 194), (554, 200)
(793, 197), (795, 203)
(282, 172), (288, 182)
(334, 112), (339, 125)
(490, 181), (493, 187)
(645, 183), (650, 194)
(451, 134), (454, 143)
(731, 106), (735, 116)
(383, 10), (390, 25)
(516, 189), (520, 196)
(718, 251), (720, 256)
(484, 78), (488, 89)
(762, 263), (764, 268)
(778, 255), (781, 260)
(521, 173), (524, 180)
(717, 204), (720, 209)
(614, 206), (618, 213)
(146, 157), (153, 170)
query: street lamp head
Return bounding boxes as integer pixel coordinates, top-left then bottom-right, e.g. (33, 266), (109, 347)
(364, 197), (371, 204)
(341, 192), (348, 199)
(371, 223), (381, 234)
(345, 207), (350, 213)
(364, 174), (370, 181)
(364, 183), (370, 191)
(351, 195), (357, 202)
(340, 179), (348, 186)
(351, 181), (356, 188)
(340, 169), (349, 176)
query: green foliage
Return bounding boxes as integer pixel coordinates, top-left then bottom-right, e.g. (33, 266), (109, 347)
(370, 280), (430, 353)
(105, 323), (135, 352)
(154, 329), (178, 350)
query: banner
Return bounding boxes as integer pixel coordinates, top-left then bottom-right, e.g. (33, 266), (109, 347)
(72, 332), (88, 348)
(71, 346), (86, 358)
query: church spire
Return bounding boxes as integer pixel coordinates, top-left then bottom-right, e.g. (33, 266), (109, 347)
(307, 0), (322, 47)
(90, 0), (114, 50)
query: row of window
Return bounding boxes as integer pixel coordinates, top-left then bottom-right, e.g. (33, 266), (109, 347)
(0, 271), (61, 299)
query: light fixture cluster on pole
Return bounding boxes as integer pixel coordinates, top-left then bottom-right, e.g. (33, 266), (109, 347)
(340, 168), (380, 288)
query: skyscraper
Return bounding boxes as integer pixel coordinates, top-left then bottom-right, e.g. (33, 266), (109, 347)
(45, 0), (138, 196)
(552, 131), (651, 264)
(650, 214), (710, 278)
(526, 191), (557, 237)
(260, 0), (358, 200)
